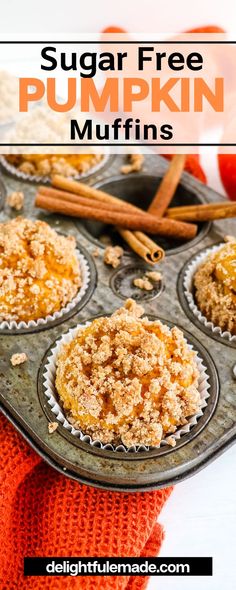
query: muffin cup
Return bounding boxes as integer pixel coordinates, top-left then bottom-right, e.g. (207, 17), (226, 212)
(0, 249), (91, 331)
(0, 153), (110, 185)
(42, 322), (211, 453)
(183, 244), (236, 343)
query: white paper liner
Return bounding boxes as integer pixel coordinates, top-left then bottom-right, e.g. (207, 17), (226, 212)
(0, 153), (110, 184)
(43, 322), (211, 453)
(183, 243), (236, 343)
(0, 249), (91, 331)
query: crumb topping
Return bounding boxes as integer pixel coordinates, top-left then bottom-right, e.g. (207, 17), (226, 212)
(10, 352), (28, 366)
(103, 245), (124, 268)
(194, 242), (236, 335)
(6, 154), (103, 178)
(6, 191), (24, 211)
(0, 217), (81, 322)
(56, 299), (200, 448)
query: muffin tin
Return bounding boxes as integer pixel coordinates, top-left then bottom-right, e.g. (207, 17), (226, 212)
(0, 154), (235, 492)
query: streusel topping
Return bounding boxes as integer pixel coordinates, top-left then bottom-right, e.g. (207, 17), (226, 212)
(56, 299), (200, 447)
(194, 241), (236, 335)
(0, 217), (81, 322)
(6, 154), (103, 178)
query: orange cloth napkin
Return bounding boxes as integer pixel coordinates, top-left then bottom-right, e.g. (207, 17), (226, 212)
(0, 414), (172, 590)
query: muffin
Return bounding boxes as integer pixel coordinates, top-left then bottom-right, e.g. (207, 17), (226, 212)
(55, 299), (200, 448)
(194, 241), (236, 335)
(0, 217), (81, 323)
(5, 154), (103, 178)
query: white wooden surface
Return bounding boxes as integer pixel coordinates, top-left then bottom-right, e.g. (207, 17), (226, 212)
(148, 445), (236, 590)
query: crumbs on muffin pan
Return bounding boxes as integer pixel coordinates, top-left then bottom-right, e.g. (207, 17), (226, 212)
(6, 191), (24, 211)
(145, 271), (162, 281)
(133, 277), (154, 291)
(103, 245), (124, 268)
(48, 421), (59, 434)
(10, 352), (28, 366)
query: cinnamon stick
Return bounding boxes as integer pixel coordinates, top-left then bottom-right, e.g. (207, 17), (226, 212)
(166, 201), (236, 222)
(38, 186), (144, 216)
(148, 155), (187, 216)
(51, 174), (166, 262)
(118, 229), (165, 263)
(35, 193), (197, 240)
(51, 175), (140, 212)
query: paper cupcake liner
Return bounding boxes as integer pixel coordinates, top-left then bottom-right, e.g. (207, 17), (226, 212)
(183, 244), (236, 343)
(42, 322), (211, 454)
(0, 249), (91, 331)
(0, 153), (110, 185)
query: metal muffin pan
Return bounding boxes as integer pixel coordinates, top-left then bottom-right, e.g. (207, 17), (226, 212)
(0, 154), (235, 492)
(78, 173), (211, 255)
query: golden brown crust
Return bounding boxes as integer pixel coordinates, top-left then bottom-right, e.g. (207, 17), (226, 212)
(55, 299), (200, 447)
(0, 217), (81, 322)
(194, 242), (236, 335)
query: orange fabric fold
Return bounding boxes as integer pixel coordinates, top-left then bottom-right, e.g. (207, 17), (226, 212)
(0, 414), (172, 589)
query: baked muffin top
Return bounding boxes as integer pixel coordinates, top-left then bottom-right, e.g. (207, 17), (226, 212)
(194, 241), (236, 334)
(6, 154), (103, 178)
(56, 299), (200, 447)
(0, 217), (81, 322)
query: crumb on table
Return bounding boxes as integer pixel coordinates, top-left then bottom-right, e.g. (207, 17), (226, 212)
(48, 421), (59, 434)
(104, 245), (124, 268)
(133, 277), (154, 291)
(6, 191), (24, 211)
(10, 352), (28, 366)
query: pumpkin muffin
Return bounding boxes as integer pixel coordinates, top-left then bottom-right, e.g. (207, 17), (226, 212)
(5, 154), (103, 178)
(0, 217), (81, 323)
(55, 299), (201, 447)
(194, 241), (236, 335)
